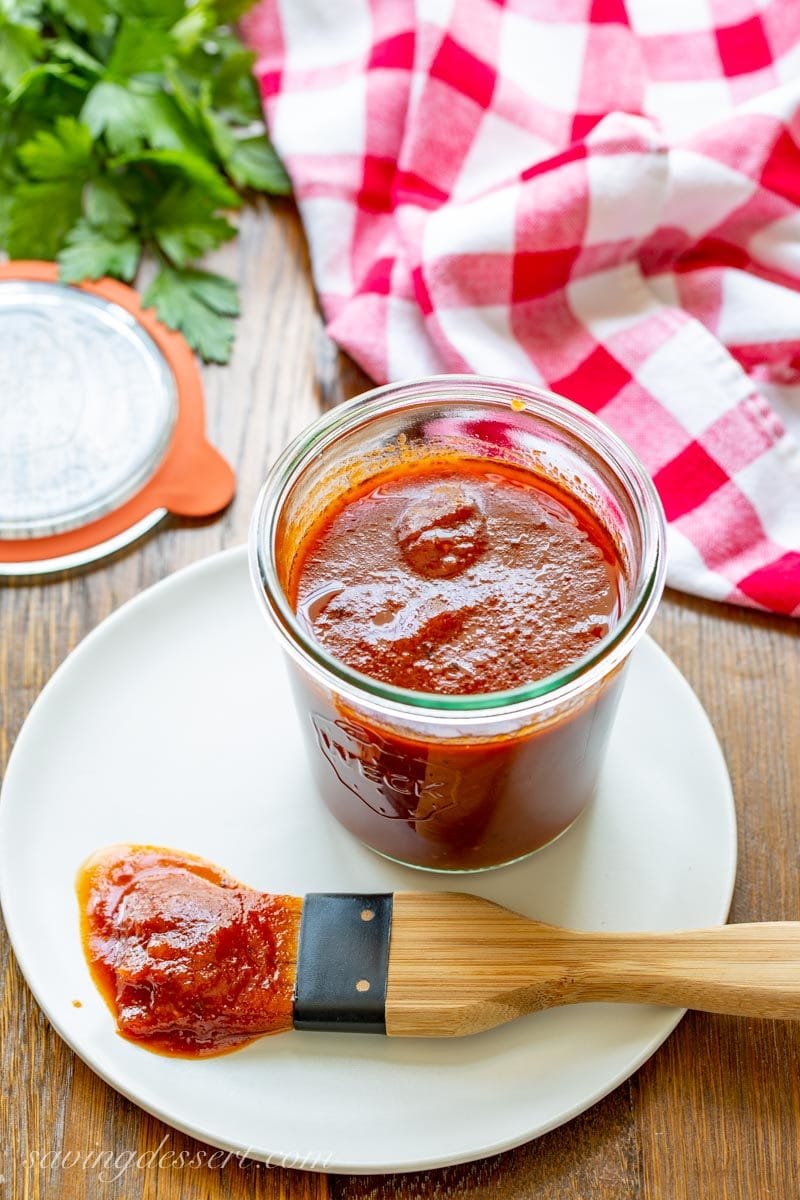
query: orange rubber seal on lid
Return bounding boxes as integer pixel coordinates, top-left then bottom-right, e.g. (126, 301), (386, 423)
(0, 261), (235, 564)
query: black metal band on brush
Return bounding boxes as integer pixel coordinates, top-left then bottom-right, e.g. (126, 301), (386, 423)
(293, 893), (393, 1033)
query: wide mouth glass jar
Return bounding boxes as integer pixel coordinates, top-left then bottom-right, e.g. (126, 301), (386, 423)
(250, 375), (666, 871)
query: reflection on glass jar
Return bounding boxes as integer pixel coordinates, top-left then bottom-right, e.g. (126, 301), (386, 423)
(290, 662), (625, 871)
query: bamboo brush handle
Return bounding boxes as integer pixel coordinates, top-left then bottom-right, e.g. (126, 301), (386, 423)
(385, 892), (800, 1037)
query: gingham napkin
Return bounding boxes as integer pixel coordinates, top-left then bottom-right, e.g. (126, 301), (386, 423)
(245, 0), (800, 616)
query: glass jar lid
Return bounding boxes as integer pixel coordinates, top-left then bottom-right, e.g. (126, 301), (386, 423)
(0, 279), (178, 539)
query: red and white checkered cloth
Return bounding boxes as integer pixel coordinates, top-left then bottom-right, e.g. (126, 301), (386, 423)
(245, 0), (800, 616)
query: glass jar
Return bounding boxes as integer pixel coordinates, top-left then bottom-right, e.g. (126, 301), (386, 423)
(249, 376), (666, 872)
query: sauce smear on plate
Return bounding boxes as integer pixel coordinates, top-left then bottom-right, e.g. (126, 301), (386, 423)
(78, 846), (301, 1056)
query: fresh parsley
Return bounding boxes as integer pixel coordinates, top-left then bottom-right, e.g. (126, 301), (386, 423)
(0, 0), (290, 362)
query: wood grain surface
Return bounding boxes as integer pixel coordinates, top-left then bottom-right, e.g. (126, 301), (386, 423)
(1, 200), (799, 1200)
(386, 894), (800, 1034)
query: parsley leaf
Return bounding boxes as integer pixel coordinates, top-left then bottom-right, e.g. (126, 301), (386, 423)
(6, 178), (82, 256)
(210, 48), (262, 123)
(0, 19), (42, 90)
(215, 0), (259, 21)
(110, 0), (185, 23)
(85, 177), (134, 230)
(47, 0), (107, 34)
(81, 80), (149, 152)
(228, 136), (290, 193)
(51, 37), (103, 74)
(144, 265), (237, 363)
(112, 147), (239, 207)
(6, 60), (87, 105)
(17, 113), (93, 177)
(173, 267), (239, 315)
(150, 182), (236, 265)
(57, 217), (140, 280)
(198, 99), (289, 193)
(105, 18), (172, 79)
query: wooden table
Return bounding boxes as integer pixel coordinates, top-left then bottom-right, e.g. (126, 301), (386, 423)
(2, 200), (799, 1200)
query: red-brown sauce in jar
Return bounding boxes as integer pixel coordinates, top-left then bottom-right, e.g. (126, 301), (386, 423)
(292, 461), (621, 694)
(281, 458), (627, 870)
(77, 846), (302, 1056)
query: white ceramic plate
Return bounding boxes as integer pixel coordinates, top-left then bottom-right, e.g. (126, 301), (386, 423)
(0, 547), (736, 1175)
